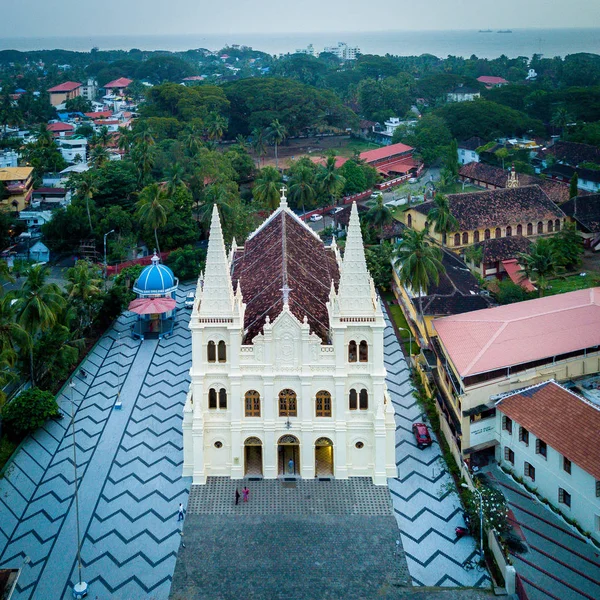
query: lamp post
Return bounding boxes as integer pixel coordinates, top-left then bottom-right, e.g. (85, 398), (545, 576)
(462, 483), (484, 558)
(69, 381), (88, 599)
(103, 229), (115, 288)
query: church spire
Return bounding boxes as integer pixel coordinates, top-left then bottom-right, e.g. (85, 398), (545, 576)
(337, 202), (376, 315)
(199, 205), (235, 317)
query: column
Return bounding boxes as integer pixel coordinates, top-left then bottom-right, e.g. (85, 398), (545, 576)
(263, 380), (276, 478)
(230, 377), (243, 479)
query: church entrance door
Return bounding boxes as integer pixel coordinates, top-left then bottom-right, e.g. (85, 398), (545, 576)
(244, 437), (263, 476)
(315, 437), (334, 477)
(277, 435), (300, 477)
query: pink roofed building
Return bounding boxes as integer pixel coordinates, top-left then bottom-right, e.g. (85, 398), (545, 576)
(427, 288), (600, 465)
(47, 81), (82, 107)
(46, 122), (75, 138)
(103, 77), (133, 95)
(477, 75), (509, 88)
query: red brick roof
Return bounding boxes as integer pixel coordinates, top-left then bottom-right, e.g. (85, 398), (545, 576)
(497, 381), (600, 480)
(47, 81), (81, 93)
(103, 77), (133, 89)
(359, 142), (413, 164)
(46, 122), (74, 132)
(84, 111), (113, 119)
(231, 211), (340, 343)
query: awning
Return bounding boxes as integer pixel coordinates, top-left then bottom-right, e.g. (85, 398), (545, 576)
(501, 259), (536, 292)
(128, 297), (176, 315)
(463, 439), (499, 455)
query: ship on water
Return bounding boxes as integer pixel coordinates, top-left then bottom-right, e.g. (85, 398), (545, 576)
(478, 29), (493, 33)
(497, 29), (513, 33)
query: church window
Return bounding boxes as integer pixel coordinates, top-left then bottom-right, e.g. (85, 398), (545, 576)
(359, 341), (368, 362)
(207, 341), (216, 363)
(484, 229), (491, 240)
(219, 388), (227, 409)
(208, 388), (217, 409)
(316, 391), (332, 417)
(537, 221), (543, 234)
(349, 389), (358, 410)
(407, 214), (412, 227)
(547, 220), (553, 233)
(495, 228), (501, 239)
(527, 223), (533, 235)
(517, 224), (523, 236)
(217, 340), (226, 363)
(462, 232), (469, 245)
(245, 390), (260, 417)
(359, 389), (369, 410)
(279, 389), (297, 417)
(454, 233), (460, 246)
(348, 340), (357, 362)
(555, 219), (560, 231)
(474, 231), (480, 243)
(506, 226), (512, 237)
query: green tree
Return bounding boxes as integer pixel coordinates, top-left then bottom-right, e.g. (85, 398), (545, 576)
(394, 228), (445, 318)
(166, 245), (206, 281)
(2, 388), (60, 441)
(266, 119), (287, 170)
(393, 114), (453, 165)
(551, 105), (573, 139)
(569, 172), (579, 199)
(317, 154), (346, 208)
(253, 166), (282, 210)
(135, 183), (173, 255)
(364, 194), (393, 235)
(288, 166), (317, 212)
(427, 193), (459, 246)
(65, 96), (92, 113)
(550, 222), (583, 269)
(339, 159), (368, 195)
(90, 145), (110, 169)
(165, 162), (185, 198)
(494, 278), (535, 305)
(517, 237), (558, 297)
(205, 112), (228, 141)
(66, 260), (103, 333)
(365, 242), (394, 290)
(251, 127), (267, 167)
(71, 172), (97, 233)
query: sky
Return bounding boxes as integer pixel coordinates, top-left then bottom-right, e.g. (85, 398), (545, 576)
(1, 0), (600, 37)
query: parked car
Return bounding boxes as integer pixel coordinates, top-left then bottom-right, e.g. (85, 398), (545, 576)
(370, 192), (381, 199)
(328, 207), (343, 215)
(412, 422), (432, 448)
(408, 177), (419, 183)
(309, 214), (323, 222)
(184, 291), (195, 308)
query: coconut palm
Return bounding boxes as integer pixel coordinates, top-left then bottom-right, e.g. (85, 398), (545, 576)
(183, 125), (202, 157)
(165, 163), (185, 198)
(317, 154), (345, 209)
(235, 134), (249, 150)
(364, 194), (393, 236)
(133, 121), (155, 146)
(251, 128), (267, 167)
(117, 129), (133, 155)
(0, 295), (27, 367)
(66, 260), (103, 332)
(551, 106), (573, 140)
(90, 145), (110, 169)
(131, 140), (156, 186)
(198, 182), (236, 228)
(288, 166), (317, 213)
(96, 125), (111, 148)
(266, 119), (287, 170)
(135, 183), (173, 255)
(427, 193), (458, 246)
(252, 166), (282, 210)
(73, 172), (97, 233)
(394, 228), (445, 319)
(517, 238), (558, 297)
(206, 112), (228, 141)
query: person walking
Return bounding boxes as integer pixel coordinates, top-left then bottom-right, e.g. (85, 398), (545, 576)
(242, 486), (249, 503)
(288, 458), (294, 475)
(177, 503), (184, 521)
(235, 488), (240, 505)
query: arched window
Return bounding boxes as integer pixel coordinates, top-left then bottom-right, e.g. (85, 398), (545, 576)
(348, 340), (357, 362)
(207, 341), (216, 363)
(245, 390), (260, 417)
(217, 341), (226, 363)
(359, 341), (368, 362)
(517, 224), (523, 236)
(506, 226), (512, 237)
(555, 219), (561, 231)
(537, 221), (543, 234)
(484, 229), (491, 240)
(208, 388), (217, 409)
(495, 228), (501, 239)
(527, 223), (533, 236)
(454, 233), (461, 246)
(474, 230), (480, 243)
(359, 389), (369, 410)
(349, 389), (358, 410)
(316, 391), (332, 417)
(279, 389), (297, 417)
(547, 220), (553, 233)
(219, 388), (227, 409)
(462, 232), (469, 245)
(407, 213), (412, 228)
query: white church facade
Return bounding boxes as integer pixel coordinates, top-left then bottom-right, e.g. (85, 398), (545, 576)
(182, 194), (397, 485)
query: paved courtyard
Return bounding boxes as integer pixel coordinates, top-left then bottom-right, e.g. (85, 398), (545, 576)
(0, 283), (194, 599)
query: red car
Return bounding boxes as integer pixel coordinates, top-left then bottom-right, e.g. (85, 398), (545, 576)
(412, 423), (432, 448)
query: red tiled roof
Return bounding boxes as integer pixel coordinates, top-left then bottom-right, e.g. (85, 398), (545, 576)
(84, 111), (112, 119)
(47, 81), (81, 93)
(103, 77), (133, 89)
(310, 156), (348, 169)
(231, 210), (340, 343)
(433, 288), (600, 377)
(376, 158), (416, 176)
(501, 259), (536, 292)
(46, 122), (74, 132)
(477, 76), (508, 85)
(359, 142), (413, 164)
(497, 381), (600, 480)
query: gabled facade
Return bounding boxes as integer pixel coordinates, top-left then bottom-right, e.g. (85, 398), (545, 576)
(182, 197), (397, 485)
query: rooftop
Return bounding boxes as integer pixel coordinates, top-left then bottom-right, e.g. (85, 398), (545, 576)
(359, 142), (413, 164)
(549, 140), (600, 167)
(561, 194), (600, 233)
(47, 122), (74, 132)
(496, 380), (600, 481)
(47, 81), (81, 93)
(433, 287), (600, 377)
(477, 76), (508, 85)
(0, 167), (33, 182)
(103, 77), (133, 89)
(548, 163), (600, 185)
(473, 235), (532, 263)
(459, 136), (486, 151)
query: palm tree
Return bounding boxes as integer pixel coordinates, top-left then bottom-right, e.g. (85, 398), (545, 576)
(14, 265), (65, 386)
(131, 140), (156, 186)
(198, 183), (236, 228)
(96, 125), (110, 148)
(517, 238), (558, 298)
(135, 183), (173, 255)
(463, 244), (483, 267)
(183, 125), (202, 157)
(364, 194), (393, 236)
(117, 129), (133, 155)
(66, 260), (102, 332)
(252, 166), (282, 210)
(288, 166), (317, 213)
(317, 154), (345, 209)
(551, 106), (573, 140)
(90, 145), (110, 169)
(134, 121), (155, 146)
(206, 112), (228, 141)
(394, 229), (445, 319)
(73, 172), (97, 233)
(427, 193), (458, 246)
(0, 295), (27, 368)
(235, 134), (248, 150)
(165, 163), (185, 198)
(251, 128), (267, 167)
(266, 119), (288, 170)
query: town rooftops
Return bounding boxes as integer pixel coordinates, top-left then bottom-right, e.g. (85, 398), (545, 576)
(459, 136), (486, 151)
(103, 77), (133, 89)
(0, 167), (33, 181)
(549, 140), (600, 166)
(549, 163), (600, 185)
(477, 75), (508, 86)
(359, 142), (413, 164)
(473, 235), (532, 264)
(433, 287), (600, 378)
(47, 122), (74, 132)
(496, 380), (600, 481)
(84, 111), (113, 119)
(561, 194), (600, 233)
(47, 81), (82, 93)
(413, 185), (565, 231)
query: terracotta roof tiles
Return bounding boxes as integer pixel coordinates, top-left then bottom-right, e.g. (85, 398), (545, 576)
(561, 194), (600, 233)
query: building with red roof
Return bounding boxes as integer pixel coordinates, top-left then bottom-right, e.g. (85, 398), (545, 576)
(47, 81), (82, 107)
(477, 75), (508, 88)
(103, 78), (133, 95)
(46, 122), (75, 137)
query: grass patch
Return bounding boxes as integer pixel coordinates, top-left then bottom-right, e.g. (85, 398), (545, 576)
(335, 138), (383, 158)
(0, 436), (18, 477)
(439, 183), (482, 194)
(546, 273), (600, 296)
(386, 296), (419, 355)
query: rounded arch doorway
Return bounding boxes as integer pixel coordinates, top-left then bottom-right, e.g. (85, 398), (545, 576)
(244, 437), (263, 477)
(315, 437), (334, 477)
(277, 434), (300, 477)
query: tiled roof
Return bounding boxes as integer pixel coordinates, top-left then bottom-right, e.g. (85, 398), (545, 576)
(414, 186), (565, 231)
(47, 81), (81, 93)
(232, 211), (340, 343)
(47, 122), (74, 132)
(378, 219), (406, 241)
(561, 194), (600, 233)
(497, 381), (600, 481)
(0, 167), (33, 181)
(359, 142), (413, 164)
(550, 141), (600, 166)
(103, 77), (133, 88)
(84, 111), (113, 118)
(477, 76), (508, 85)
(459, 137), (486, 151)
(473, 235), (532, 263)
(548, 163), (600, 185)
(433, 288), (600, 377)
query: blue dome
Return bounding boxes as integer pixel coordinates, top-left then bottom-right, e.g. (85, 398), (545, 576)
(133, 255), (177, 295)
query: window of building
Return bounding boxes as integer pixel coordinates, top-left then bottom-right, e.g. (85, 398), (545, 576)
(359, 341), (368, 362)
(547, 220), (554, 233)
(462, 232), (469, 245)
(218, 388), (227, 409)
(245, 390), (260, 417)
(558, 488), (571, 507)
(407, 214), (412, 228)
(214, 440), (223, 448)
(524, 462), (535, 481)
(517, 224), (523, 236)
(527, 223), (533, 235)
(207, 341), (216, 363)
(217, 340), (226, 363)
(504, 447), (514, 464)
(596, 480), (600, 498)
(495, 227), (502, 239)
(536, 439), (547, 458)
(355, 441), (364, 449)
(555, 219), (561, 231)
(502, 415), (513, 434)
(279, 389), (297, 417)
(506, 225), (512, 237)
(454, 233), (461, 246)
(349, 389), (358, 410)
(348, 340), (357, 362)
(519, 426), (529, 445)
(208, 388), (217, 409)
(563, 456), (571, 474)
(316, 390), (332, 417)
(537, 221), (543, 234)
(359, 389), (369, 410)
(474, 230), (480, 243)
(484, 229), (491, 240)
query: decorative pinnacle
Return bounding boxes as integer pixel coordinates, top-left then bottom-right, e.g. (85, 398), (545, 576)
(279, 186), (288, 208)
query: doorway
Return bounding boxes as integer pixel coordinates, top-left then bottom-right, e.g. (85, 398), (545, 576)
(315, 437), (334, 477)
(277, 435), (300, 476)
(244, 437), (263, 476)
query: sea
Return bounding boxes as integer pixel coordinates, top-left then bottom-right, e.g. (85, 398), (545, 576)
(1, 28), (600, 59)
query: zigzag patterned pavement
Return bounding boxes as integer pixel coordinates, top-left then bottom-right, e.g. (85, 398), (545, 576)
(0, 283), (194, 599)
(382, 304), (490, 588)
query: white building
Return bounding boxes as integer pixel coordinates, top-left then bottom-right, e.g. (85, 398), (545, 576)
(457, 137), (485, 165)
(182, 196), (397, 485)
(495, 380), (600, 543)
(0, 150), (19, 169)
(80, 78), (98, 101)
(322, 42), (360, 60)
(447, 86), (481, 103)
(295, 44), (315, 56)
(56, 137), (87, 164)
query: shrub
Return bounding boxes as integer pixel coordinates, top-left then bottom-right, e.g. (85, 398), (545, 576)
(2, 388), (60, 441)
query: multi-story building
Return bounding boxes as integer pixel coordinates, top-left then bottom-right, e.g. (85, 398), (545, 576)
(57, 137), (87, 164)
(447, 86), (481, 102)
(182, 197), (397, 485)
(0, 166), (34, 211)
(322, 42), (360, 60)
(80, 78), (98, 101)
(457, 137), (485, 165)
(47, 81), (82, 107)
(0, 150), (19, 169)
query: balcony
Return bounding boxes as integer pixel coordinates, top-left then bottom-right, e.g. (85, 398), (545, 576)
(6, 182), (27, 194)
